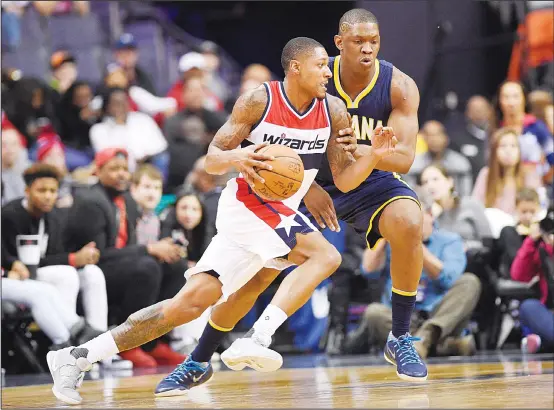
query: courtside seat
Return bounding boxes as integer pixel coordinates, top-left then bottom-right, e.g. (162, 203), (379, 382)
(1, 301), (45, 374)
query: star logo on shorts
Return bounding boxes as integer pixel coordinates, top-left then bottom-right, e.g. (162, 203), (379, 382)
(275, 213), (302, 236)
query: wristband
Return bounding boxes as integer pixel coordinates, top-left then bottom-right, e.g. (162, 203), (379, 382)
(69, 253), (77, 267)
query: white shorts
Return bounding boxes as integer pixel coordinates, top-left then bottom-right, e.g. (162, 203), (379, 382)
(185, 177), (317, 304)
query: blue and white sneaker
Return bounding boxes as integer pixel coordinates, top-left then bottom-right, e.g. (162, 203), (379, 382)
(154, 356), (213, 397)
(384, 332), (428, 381)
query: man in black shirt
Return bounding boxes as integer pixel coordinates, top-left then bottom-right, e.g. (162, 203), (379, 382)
(1, 164), (105, 345)
(66, 148), (186, 368)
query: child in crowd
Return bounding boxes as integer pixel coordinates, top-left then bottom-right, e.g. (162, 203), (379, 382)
(497, 188), (542, 272)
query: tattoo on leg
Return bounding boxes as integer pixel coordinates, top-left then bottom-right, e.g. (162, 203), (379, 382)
(110, 301), (176, 351)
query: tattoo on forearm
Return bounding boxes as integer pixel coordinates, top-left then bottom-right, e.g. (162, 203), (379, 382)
(111, 301), (175, 351)
(327, 96), (355, 176)
(211, 86), (267, 151)
(328, 142), (355, 176)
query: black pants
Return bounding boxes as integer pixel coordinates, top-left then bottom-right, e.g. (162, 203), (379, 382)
(158, 259), (187, 302)
(99, 255), (163, 326)
(143, 258), (188, 351)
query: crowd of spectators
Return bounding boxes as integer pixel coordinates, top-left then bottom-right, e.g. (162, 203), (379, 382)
(1, 2), (553, 375)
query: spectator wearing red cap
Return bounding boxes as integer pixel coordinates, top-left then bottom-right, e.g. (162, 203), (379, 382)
(90, 87), (170, 182)
(32, 122), (92, 171)
(1, 116), (30, 205)
(65, 148), (187, 367)
(36, 134), (92, 208)
(113, 33), (157, 95)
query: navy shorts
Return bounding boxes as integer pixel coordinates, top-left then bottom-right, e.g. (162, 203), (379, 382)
(299, 170), (420, 249)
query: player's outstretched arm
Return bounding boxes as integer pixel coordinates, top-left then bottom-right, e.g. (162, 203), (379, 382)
(205, 86), (273, 182)
(327, 95), (396, 193)
(376, 68), (420, 174)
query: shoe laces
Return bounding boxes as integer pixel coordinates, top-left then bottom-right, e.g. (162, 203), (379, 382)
(394, 334), (424, 365)
(165, 359), (206, 384)
(59, 364), (84, 389)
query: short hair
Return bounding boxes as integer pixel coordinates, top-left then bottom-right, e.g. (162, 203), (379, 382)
(23, 163), (61, 187)
(132, 164), (163, 185)
(516, 187), (540, 205)
(281, 37), (324, 73)
(339, 8), (378, 33)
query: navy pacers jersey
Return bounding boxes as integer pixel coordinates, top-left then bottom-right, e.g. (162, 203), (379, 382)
(300, 56), (420, 249)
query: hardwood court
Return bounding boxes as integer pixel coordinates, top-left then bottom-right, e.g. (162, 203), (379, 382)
(2, 355), (553, 408)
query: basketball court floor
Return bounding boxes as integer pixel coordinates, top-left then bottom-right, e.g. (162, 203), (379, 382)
(2, 351), (553, 408)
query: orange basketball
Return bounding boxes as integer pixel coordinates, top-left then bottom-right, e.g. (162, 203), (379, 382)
(252, 144), (304, 201)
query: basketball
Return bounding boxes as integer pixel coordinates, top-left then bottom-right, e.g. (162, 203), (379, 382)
(252, 144), (304, 201)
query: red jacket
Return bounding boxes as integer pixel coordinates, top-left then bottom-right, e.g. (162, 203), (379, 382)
(511, 236), (553, 305)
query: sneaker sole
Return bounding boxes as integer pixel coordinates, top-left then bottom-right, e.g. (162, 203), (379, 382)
(383, 351), (428, 382)
(46, 352), (82, 405)
(221, 352), (283, 373)
(154, 374), (214, 398)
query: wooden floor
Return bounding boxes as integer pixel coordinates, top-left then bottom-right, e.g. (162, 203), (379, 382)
(2, 356), (553, 408)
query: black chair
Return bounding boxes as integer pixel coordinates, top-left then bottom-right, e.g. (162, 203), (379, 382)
(480, 240), (541, 349)
(1, 301), (45, 374)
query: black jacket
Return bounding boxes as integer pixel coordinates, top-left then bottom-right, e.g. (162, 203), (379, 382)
(65, 184), (148, 263)
(1, 199), (71, 269)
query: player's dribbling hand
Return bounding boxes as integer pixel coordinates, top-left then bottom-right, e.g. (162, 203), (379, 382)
(233, 142), (276, 188)
(304, 182), (340, 232)
(371, 125), (398, 158)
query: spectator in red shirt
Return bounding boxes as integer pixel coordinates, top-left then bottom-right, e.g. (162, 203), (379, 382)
(166, 52), (224, 112)
(511, 207), (554, 353)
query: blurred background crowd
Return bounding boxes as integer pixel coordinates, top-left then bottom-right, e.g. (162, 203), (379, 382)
(1, 0), (553, 375)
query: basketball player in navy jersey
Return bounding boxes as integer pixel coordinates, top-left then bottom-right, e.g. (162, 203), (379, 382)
(168, 8), (427, 385)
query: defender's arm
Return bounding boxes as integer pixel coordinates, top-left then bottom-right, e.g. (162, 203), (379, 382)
(327, 96), (389, 193)
(376, 68), (420, 174)
(205, 86), (268, 175)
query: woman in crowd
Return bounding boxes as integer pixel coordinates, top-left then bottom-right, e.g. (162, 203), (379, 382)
(160, 188), (212, 355)
(160, 188), (208, 267)
(419, 164), (492, 249)
(57, 81), (97, 160)
(495, 81), (554, 181)
(3, 77), (59, 146)
(511, 207), (554, 353)
(472, 127), (540, 216)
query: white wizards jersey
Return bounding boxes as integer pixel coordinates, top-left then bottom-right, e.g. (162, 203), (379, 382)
(240, 81), (332, 208)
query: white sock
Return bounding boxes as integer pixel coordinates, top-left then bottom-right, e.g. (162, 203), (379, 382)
(252, 304), (288, 340)
(80, 331), (120, 364)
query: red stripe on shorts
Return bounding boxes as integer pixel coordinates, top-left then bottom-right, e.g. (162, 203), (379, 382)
(235, 178), (295, 228)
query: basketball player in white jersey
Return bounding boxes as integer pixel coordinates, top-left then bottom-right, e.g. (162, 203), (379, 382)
(47, 37), (396, 403)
